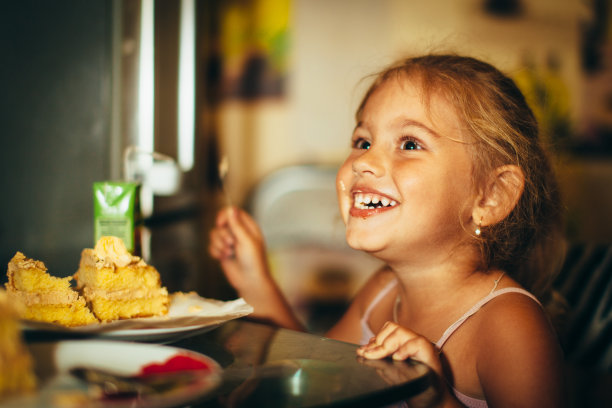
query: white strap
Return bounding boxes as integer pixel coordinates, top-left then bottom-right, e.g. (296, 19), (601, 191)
(363, 278), (398, 322)
(435, 287), (540, 349)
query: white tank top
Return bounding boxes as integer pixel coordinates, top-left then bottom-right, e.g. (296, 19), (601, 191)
(359, 278), (540, 408)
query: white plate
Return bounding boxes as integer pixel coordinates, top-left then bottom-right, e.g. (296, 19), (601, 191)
(1, 340), (222, 408)
(21, 293), (252, 342)
(95, 323), (220, 342)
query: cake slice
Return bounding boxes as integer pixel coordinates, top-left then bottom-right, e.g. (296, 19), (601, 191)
(0, 288), (37, 398)
(5, 252), (98, 327)
(74, 236), (169, 322)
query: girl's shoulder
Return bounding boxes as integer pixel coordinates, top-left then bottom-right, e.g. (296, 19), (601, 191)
(478, 285), (550, 329)
(472, 283), (556, 347)
(468, 287), (565, 405)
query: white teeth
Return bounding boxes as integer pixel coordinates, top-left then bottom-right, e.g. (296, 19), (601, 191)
(353, 193), (398, 209)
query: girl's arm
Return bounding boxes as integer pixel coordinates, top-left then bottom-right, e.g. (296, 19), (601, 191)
(358, 296), (565, 407)
(208, 206), (305, 331)
(324, 294), (364, 343)
(474, 297), (566, 407)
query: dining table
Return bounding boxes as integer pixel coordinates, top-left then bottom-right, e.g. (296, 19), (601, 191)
(161, 319), (436, 407)
(19, 318), (437, 408)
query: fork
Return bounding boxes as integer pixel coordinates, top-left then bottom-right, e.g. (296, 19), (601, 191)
(218, 155), (232, 206)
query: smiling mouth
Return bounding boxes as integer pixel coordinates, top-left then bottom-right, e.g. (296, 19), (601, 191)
(353, 193), (398, 210)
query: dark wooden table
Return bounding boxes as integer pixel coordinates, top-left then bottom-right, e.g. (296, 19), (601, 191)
(169, 319), (436, 407)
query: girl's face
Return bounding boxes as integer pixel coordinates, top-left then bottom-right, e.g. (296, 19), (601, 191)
(336, 77), (478, 264)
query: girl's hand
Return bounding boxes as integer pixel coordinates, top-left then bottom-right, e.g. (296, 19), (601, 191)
(357, 322), (461, 407)
(208, 207), (305, 331)
(357, 321), (444, 378)
(208, 207), (270, 297)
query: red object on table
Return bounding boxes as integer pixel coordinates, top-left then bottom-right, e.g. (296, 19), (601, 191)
(139, 353), (212, 376)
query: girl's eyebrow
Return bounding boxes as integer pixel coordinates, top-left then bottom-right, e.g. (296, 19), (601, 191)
(399, 119), (441, 138)
(353, 119), (442, 139)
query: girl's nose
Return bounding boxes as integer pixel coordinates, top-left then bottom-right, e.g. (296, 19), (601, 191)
(351, 148), (385, 177)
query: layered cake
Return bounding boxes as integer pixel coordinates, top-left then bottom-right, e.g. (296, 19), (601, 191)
(75, 236), (169, 321)
(0, 288), (37, 397)
(5, 252), (98, 327)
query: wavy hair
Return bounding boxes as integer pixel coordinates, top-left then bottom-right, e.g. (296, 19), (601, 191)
(357, 54), (566, 307)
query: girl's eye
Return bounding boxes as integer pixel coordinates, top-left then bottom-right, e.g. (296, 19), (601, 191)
(353, 138), (371, 150)
(400, 137), (422, 151)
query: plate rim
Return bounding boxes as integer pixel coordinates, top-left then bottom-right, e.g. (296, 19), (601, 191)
(27, 339), (223, 408)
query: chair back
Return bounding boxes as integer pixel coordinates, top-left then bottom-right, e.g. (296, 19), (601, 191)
(554, 244), (612, 372)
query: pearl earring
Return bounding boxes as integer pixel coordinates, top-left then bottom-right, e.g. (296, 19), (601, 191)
(475, 218), (483, 236)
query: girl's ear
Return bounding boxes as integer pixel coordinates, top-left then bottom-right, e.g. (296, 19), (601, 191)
(472, 165), (525, 228)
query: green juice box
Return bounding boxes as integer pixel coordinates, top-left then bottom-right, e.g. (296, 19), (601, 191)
(93, 181), (142, 254)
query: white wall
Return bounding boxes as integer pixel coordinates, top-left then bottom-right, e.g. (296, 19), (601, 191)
(220, 0), (612, 242)
(221, 0), (584, 197)
(291, 0), (583, 161)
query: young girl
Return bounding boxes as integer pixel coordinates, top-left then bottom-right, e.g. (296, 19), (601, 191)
(209, 54), (566, 407)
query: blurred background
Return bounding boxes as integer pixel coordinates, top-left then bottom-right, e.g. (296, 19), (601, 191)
(1, 0), (611, 326)
(1, 0), (612, 405)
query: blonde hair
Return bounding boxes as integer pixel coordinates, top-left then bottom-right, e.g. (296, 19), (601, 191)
(357, 54), (565, 305)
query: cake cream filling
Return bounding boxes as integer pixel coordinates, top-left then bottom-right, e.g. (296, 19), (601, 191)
(78, 248), (147, 273)
(6, 284), (81, 305)
(82, 286), (169, 300)
(9, 254), (46, 271)
(93, 257), (146, 269)
(93, 236), (140, 267)
(353, 193), (398, 209)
